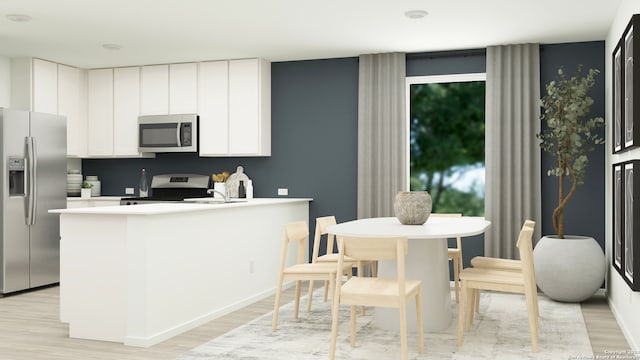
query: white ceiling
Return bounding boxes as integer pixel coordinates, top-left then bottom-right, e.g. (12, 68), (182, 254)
(0, 0), (622, 69)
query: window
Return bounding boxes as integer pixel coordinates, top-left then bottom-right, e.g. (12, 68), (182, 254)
(406, 73), (486, 216)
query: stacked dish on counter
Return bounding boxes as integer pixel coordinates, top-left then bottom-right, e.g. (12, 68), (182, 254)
(67, 170), (82, 196)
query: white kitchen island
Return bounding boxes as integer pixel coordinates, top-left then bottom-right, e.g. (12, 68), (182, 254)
(49, 198), (311, 347)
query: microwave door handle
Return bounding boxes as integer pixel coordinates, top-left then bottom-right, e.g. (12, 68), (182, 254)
(176, 122), (182, 147)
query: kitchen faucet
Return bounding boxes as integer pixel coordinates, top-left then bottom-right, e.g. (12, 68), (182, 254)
(207, 187), (230, 202)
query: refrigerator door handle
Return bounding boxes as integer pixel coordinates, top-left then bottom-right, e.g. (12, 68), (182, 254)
(26, 136), (37, 226)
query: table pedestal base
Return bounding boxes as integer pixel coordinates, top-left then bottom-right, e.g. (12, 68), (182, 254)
(374, 238), (451, 332)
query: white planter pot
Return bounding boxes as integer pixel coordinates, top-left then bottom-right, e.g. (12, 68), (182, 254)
(80, 188), (92, 198)
(533, 235), (605, 302)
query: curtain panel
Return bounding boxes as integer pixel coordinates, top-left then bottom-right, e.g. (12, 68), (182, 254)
(485, 44), (542, 259)
(357, 53), (407, 219)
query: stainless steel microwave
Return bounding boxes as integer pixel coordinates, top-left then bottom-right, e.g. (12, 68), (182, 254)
(138, 114), (198, 153)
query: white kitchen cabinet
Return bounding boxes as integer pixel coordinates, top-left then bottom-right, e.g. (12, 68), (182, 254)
(198, 61), (229, 155)
(113, 67), (141, 156)
(32, 58), (58, 114)
(87, 69), (114, 156)
(58, 64), (87, 157)
(11, 57), (88, 157)
(169, 63), (198, 114)
(198, 58), (271, 157)
(229, 58), (270, 156)
(140, 65), (169, 115)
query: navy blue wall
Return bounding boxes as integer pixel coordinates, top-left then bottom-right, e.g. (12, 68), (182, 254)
(83, 58), (360, 236)
(83, 42), (605, 266)
(539, 42), (606, 250)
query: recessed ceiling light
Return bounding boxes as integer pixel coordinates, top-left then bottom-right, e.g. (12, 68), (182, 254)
(404, 10), (428, 19)
(102, 43), (123, 51)
(6, 14), (32, 22)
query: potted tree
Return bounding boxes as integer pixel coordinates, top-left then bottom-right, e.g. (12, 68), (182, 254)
(534, 66), (606, 302)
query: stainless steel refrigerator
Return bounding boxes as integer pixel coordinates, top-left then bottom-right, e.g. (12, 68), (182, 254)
(1, 108), (66, 295)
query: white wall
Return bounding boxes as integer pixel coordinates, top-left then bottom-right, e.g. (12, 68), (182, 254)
(0, 55), (10, 107)
(607, 0), (640, 351)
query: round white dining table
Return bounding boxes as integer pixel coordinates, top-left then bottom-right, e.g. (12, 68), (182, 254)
(327, 216), (491, 332)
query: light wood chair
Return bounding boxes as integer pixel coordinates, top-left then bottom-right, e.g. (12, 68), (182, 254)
(457, 221), (539, 352)
(272, 221), (353, 331)
(469, 219), (535, 271)
(469, 220), (536, 312)
(329, 235), (424, 360)
(429, 213), (463, 303)
(308, 216), (376, 306)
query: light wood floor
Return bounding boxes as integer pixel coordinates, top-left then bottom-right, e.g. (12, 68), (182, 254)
(0, 285), (630, 359)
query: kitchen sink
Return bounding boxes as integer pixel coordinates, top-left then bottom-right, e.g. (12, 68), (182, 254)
(183, 198), (248, 204)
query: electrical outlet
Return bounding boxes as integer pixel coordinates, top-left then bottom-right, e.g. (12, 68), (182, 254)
(249, 260), (255, 274)
(278, 188), (288, 196)
(125, 187), (134, 195)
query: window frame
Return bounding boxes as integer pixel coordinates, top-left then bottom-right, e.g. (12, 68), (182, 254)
(405, 72), (487, 192)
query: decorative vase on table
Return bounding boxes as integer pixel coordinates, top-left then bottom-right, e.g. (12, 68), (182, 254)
(393, 191), (432, 225)
(533, 235), (605, 302)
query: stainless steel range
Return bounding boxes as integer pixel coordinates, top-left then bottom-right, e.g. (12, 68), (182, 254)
(120, 173), (209, 205)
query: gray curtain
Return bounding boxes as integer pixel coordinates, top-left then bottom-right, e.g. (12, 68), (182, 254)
(357, 53), (407, 219)
(485, 44), (542, 259)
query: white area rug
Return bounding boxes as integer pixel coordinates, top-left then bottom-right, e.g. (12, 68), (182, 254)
(177, 289), (592, 359)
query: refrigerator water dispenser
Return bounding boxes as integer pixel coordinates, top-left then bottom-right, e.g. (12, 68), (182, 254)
(8, 157), (25, 196)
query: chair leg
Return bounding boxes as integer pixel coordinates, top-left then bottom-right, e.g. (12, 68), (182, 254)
(307, 280), (314, 312)
(524, 288), (539, 352)
(350, 305), (357, 348)
(371, 261), (378, 277)
(271, 280), (283, 332)
(329, 280), (340, 360)
(457, 280), (467, 346)
(465, 288), (474, 331)
(293, 280), (302, 320)
(399, 300), (408, 360)
(323, 280), (330, 302)
(467, 289), (478, 326)
(415, 289), (425, 354)
(453, 256), (460, 304)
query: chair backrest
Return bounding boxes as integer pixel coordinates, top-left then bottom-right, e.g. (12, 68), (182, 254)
(429, 213), (463, 249)
(523, 219), (535, 230)
(516, 220), (536, 291)
(312, 216), (337, 262)
(282, 221), (309, 266)
(337, 236), (409, 291)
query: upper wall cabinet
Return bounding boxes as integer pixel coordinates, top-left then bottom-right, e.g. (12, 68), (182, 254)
(10, 57), (88, 157)
(87, 69), (114, 156)
(87, 67), (153, 158)
(140, 63), (198, 115)
(140, 65), (169, 115)
(113, 67), (142, 156)
(198, 61), (229, 155)
(33, 59), (58, 114)
(198, 58), (271, 157)
(58, 64), (88, 157)
(169, 63), (198, 114)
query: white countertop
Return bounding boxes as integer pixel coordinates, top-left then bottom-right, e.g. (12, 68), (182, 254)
(51, 198), (312, 215)
(66, 196), (124, 201)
